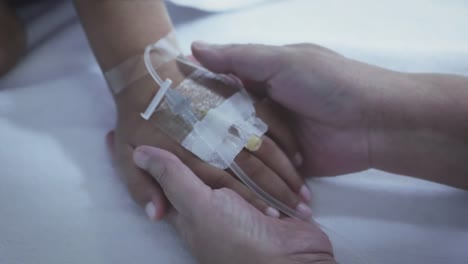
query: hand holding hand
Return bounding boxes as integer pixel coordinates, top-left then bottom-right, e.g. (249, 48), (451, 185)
(133, 146), (335, 264)
(192, 42), (392, 176)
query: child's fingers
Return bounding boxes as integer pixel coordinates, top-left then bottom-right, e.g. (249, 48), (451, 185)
(252, 136), (311, 203)
(133, 146), (211, 217)
(254, 98), (303, 167)
(234, 150), (312, 220)
(131, 125), (281, 219)
(114, 139), (169, 221)
(158, 146), (280, 219)
(192, 160), (279, 218)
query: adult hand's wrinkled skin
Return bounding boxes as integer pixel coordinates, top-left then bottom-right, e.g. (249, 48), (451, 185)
(192, 42), (382, 176)
(192, 42), (468, 188)
(133, 146), (335, 264)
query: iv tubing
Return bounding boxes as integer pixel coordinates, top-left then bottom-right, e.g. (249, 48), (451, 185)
(142, 44), (305, 221)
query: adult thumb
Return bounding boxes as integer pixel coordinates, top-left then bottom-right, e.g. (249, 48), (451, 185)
(133, 146), (211, 216)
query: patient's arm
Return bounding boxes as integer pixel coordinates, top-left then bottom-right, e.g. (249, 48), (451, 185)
(73, 1), (312, 220)
(74, 0), (171, 71)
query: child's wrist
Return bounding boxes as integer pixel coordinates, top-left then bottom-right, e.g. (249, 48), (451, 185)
(114, 75), (157, 113)
(113, 58), (186, 117)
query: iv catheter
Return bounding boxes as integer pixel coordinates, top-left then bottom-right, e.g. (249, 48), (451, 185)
(141, 44), (305, 221)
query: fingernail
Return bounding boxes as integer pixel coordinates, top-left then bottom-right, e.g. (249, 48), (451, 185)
(296, 202), (312, 220)
(134, 150), (150, 170)
(299, 184), (312, 202)
(145, 202), (157, 221)
(265, 207), (280, 218)
(293, 152), (303, 167)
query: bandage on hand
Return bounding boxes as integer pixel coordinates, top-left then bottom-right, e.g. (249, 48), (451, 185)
(105, 32), (313, 221)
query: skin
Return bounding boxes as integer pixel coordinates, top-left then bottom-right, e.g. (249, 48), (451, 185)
(2, 1), (467, 263)
(0, 1), (25, 76)
(73, 0), (312, 221)
(133, 146), (336, 264)
(191, 42), (468, 189)
(131, 42), (467, 263)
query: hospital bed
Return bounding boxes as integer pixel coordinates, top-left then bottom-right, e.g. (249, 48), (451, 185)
(0, 1), (467, 263)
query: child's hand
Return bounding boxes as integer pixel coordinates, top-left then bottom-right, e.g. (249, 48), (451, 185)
(107, 60), (312, 221)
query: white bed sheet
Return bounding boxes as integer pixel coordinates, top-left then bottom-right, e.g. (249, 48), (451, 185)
(0, 1), (467, 263)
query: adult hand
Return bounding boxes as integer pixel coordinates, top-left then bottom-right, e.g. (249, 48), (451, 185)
(133, 146), (335, 264)
(191, 42), (468, 188)
(191, 42), (391, 176)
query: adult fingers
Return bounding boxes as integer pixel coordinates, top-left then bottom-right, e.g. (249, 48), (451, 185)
(191, 42), (286, 84)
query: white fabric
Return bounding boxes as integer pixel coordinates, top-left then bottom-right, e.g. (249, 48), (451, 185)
(0, 1), (467, 264)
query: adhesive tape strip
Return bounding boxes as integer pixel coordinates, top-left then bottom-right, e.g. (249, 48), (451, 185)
(104, 31), (180, 95)
(106, 30), (268, 170)
(181, 91), (268, 169)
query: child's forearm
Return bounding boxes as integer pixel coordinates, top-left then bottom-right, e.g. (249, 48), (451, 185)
(74, 0), (172, 71)
(74, 0), (175, 114)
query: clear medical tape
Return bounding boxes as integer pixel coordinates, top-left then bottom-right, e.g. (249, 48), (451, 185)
(106, 32), (370, 260)
(141, 40), (305, 221)
(105, 31), (179, 95)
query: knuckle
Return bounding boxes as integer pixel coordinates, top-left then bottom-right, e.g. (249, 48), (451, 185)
(225, 43), (256, 55)
(272, 48), (289, 64)
(212, 188), (235, 201)
(259, 136), (276, 153)
(164, 152), (181, 164)
(149, 160), (169, 186)
(263, 47), (287, 66)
